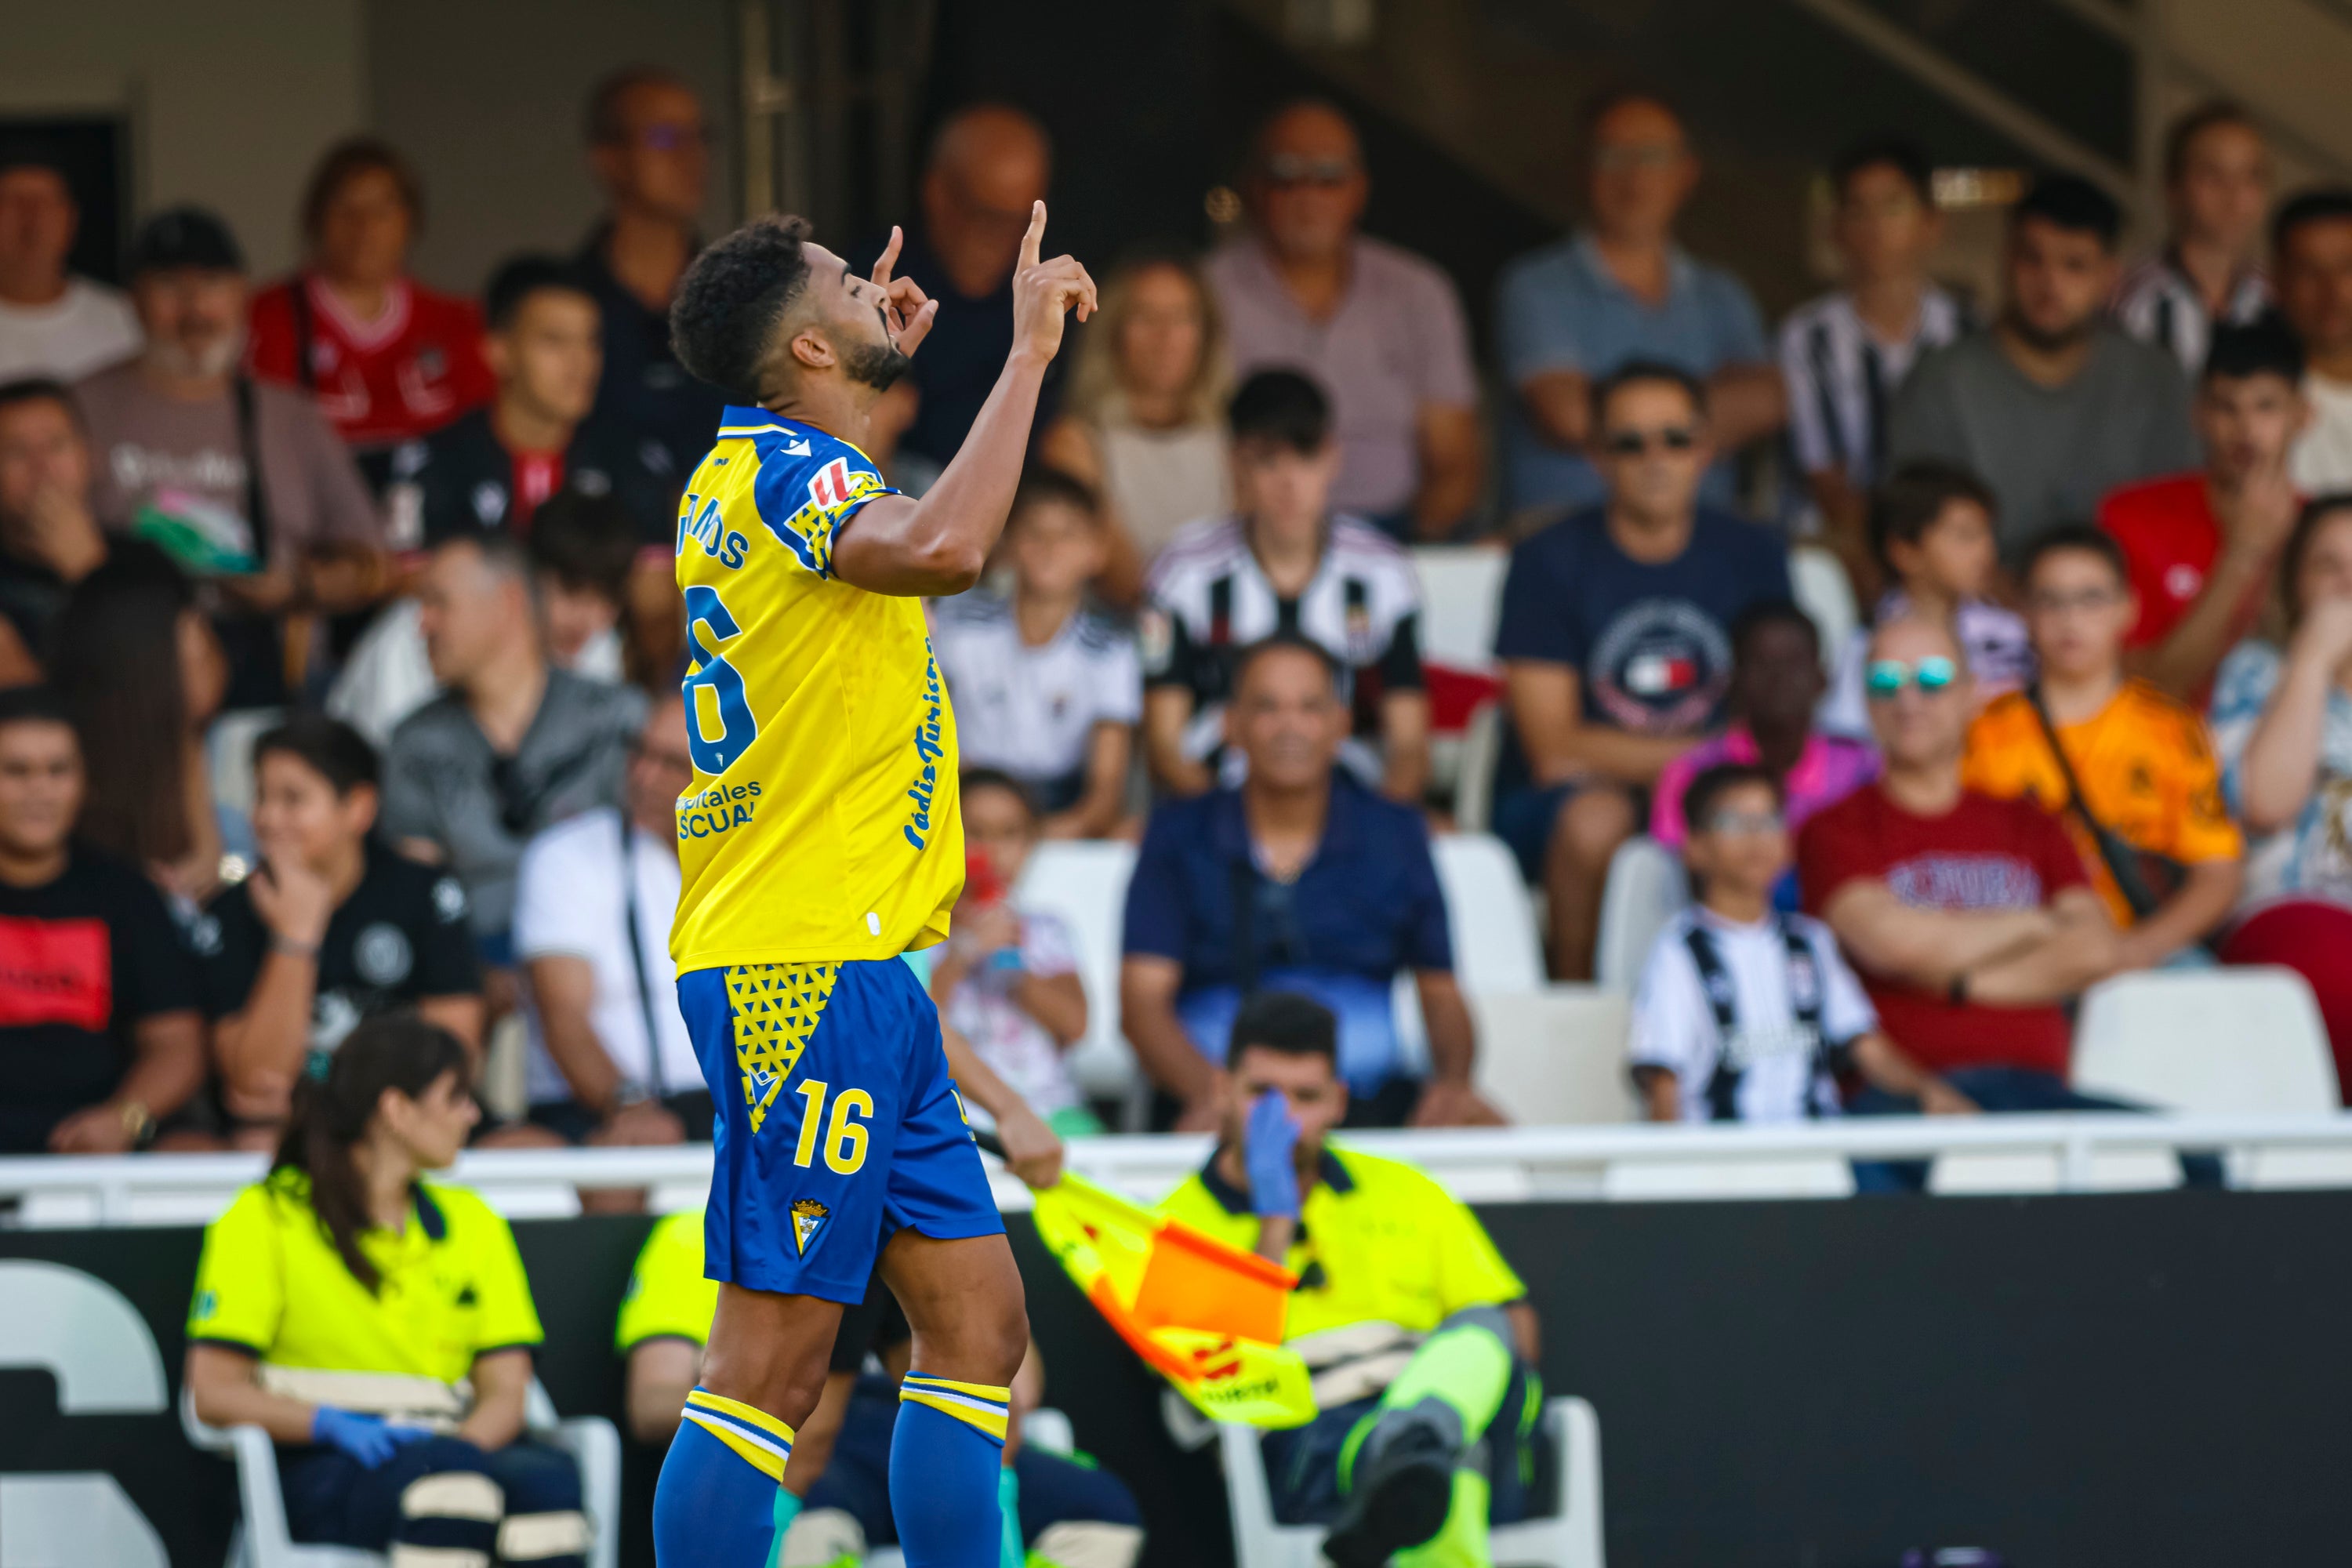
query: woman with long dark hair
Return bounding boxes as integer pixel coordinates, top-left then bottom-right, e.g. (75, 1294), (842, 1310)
(51, 542), (236, 906)
(183, 1014), (587, 1566)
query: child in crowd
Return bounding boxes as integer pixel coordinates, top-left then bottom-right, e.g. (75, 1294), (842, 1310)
(1650, 600), (1878, 909)
(1629, 764), (1966, 1123)
(1963, 524), (2245, 968)
(931, 470), (1139, 840)
(927, 770), (1102, 1137)
(1820, 459), (2033, 739)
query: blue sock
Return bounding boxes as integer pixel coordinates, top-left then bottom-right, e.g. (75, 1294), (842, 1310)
(997, 1465), (1024, 1568)
(890, 1373), (1010, 1568)
(654, 1388), (795, 1566)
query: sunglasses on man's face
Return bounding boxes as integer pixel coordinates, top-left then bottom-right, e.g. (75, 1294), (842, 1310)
(1262, 155), (1357, 189)
(1701, 808), (1785, 837)
(1602, 426), (1697, 457)
(1864, 655), (1959, 699)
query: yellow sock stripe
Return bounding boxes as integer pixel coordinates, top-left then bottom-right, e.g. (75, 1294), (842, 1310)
(899, 1374), (1011, 1404)
(686, 1388), (797, 1444)
(683, 1410), (789, 1481)
(898, 1383), (1010, 1443)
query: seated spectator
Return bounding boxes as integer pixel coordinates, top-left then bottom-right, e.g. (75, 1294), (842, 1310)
(856, 102), (1053, 470)
(1963, 526), (2244, 967)
(927, 770), (1100, 1138)
(1494, 361), (1792, 978)
(247, 139), (494, 490)
(1498, 89), (1779, 524)
(1208, 100), (1480, 539)
(1780, 136), (1967, 593)
(390, 255), (670, 550)
(2115, 103), (2274, 374)
(1820, 460), (2032, 739)
(510, 691), (707, 1145)
(1038, 247), (1231, 604)
(572, 67), (724, 481)
(75, 207), (384, 709)
(1120, 635), (1494, 1131)
(0, 376), (114, 673)
(1888, 174), (2197, 557)
(0, 141), (140, 380)
(1142, 371), (1428, 802)
(1632, 763), (1961, 1123)
(934, 472), (1138, 837)
(0, 685), (205, 1153)
(2272, 190), (2352, 494)
(183, 1016), (587, 1566)
(1156, 993), (1539, 1564)
(1650, 601), (1878, 880)
(2211, 496), (2352, 1086)
(381, 533), (644, 958)
(191, 716), (480, 1145)
(2100, 319), (2307, 703)
(53, 545), (239, 907)
(1799, 616), (2129, 1138)
(328, 489), (640, 750)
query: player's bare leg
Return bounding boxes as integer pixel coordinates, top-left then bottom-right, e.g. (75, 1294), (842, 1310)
(878, 1229), (1030, 1568)
(699, 1283), (848, 1433)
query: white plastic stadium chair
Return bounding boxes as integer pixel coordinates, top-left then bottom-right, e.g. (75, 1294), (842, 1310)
(1592, 837), (1687, 996)
(1468, 989), (1634, 1127)
(1015, 839), (1142, 1117)
(1433, 834), (1548, 995)
(1788, 545), (1857, 670)
(1409, 546), (1511, 673)
(1218, 1397), (1605, 1568)
(1451, 702), (1508, 834)
(181, 1380), (621, 1568)
(2071, 966), (2339, 1115)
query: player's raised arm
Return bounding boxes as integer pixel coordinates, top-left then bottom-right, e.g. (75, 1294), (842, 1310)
(831, 201), (1096, 596)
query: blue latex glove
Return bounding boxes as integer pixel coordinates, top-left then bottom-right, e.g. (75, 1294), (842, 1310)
(1243, 1090), (1302, 1220)
(311, 1407), (429, 1468)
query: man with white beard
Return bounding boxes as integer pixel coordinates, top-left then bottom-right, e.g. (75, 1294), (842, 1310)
(73, 207), (383, 706)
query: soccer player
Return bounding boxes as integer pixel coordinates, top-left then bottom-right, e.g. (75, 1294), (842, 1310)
(652, 204), (1094, 1568)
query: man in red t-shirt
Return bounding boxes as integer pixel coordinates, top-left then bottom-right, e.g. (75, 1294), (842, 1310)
(1799, 617), (2128, 1146)
(2097, 318), (2307, 702)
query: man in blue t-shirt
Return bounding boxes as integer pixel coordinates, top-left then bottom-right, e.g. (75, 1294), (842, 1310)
(1119, 634), (1498, 1132)
(1493, 361), (1794, 978)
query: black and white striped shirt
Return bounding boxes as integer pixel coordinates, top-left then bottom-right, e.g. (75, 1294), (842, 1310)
(1779, 287), (1969, 487)
(2113, 252), (2270, 376)
(1141, 515), (1424, 787)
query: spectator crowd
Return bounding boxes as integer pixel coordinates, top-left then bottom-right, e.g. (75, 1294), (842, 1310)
(8, 70), (2352, 1177)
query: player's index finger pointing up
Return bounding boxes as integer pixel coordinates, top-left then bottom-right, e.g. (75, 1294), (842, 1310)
(871, 224), (903, 287)
(1018, 201), (1046, 275)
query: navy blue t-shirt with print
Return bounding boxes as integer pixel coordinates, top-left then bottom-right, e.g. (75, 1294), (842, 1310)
(1494, 506), (1793, 734)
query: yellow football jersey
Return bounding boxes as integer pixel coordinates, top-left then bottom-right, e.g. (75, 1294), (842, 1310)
(669, 407), (963, 973)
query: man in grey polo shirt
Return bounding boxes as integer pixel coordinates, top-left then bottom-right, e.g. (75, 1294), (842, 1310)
(1496, 89), (1780, 526)
(381, 532), (644, 962)
(1888, 174), (2197, 557)
(1207, 99), (1482, 542)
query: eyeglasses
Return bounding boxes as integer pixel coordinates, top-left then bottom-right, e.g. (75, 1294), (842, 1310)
(1602, 426), (1697, 456)
(1701, 808), (1785, 837)
(1261, 154), (1358, 189)
(1864, 655), (1959, 699)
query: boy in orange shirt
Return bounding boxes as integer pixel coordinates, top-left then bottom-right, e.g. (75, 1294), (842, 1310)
(1963, 524), (2244, 967)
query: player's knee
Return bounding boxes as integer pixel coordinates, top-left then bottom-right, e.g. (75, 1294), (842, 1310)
(912, 1289), (1028, 1385)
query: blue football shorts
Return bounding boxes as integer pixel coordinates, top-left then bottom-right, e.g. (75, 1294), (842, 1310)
(677, 956), (1004, 1303)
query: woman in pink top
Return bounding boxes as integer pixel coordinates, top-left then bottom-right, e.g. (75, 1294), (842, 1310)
(1653, 600), (1878, 850)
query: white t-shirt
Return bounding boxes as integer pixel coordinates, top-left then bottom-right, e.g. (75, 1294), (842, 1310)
(512, 808), (700, 1105)
(1628, 906), (1878, 1123)
(2291, 372), (2352, 495)
(0, 278), (141, 381)
(940, 906), (1085, 1118)
(931, 590), (1141, 809)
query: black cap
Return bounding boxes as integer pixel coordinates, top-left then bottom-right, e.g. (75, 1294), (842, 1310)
(126, 206), (244, 277)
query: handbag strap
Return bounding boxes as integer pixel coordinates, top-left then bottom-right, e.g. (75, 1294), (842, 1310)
(2024, 684), (2161, 917)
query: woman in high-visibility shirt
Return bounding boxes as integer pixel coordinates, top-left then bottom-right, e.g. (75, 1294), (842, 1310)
(184, 1014), (587, 1567)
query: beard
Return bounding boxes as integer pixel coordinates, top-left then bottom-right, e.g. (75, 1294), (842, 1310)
(843, 338), (913, 393)
(2002, 306), (2093, 355)
(149, 329), (244, 381)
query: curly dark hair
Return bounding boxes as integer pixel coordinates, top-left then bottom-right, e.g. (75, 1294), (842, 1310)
(670, 214), (815, 403)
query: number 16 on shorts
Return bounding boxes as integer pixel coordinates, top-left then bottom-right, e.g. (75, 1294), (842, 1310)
(792, 1080), (872, 1174)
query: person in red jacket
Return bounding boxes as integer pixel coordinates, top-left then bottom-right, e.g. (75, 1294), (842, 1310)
(246, 139), (493, 498)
